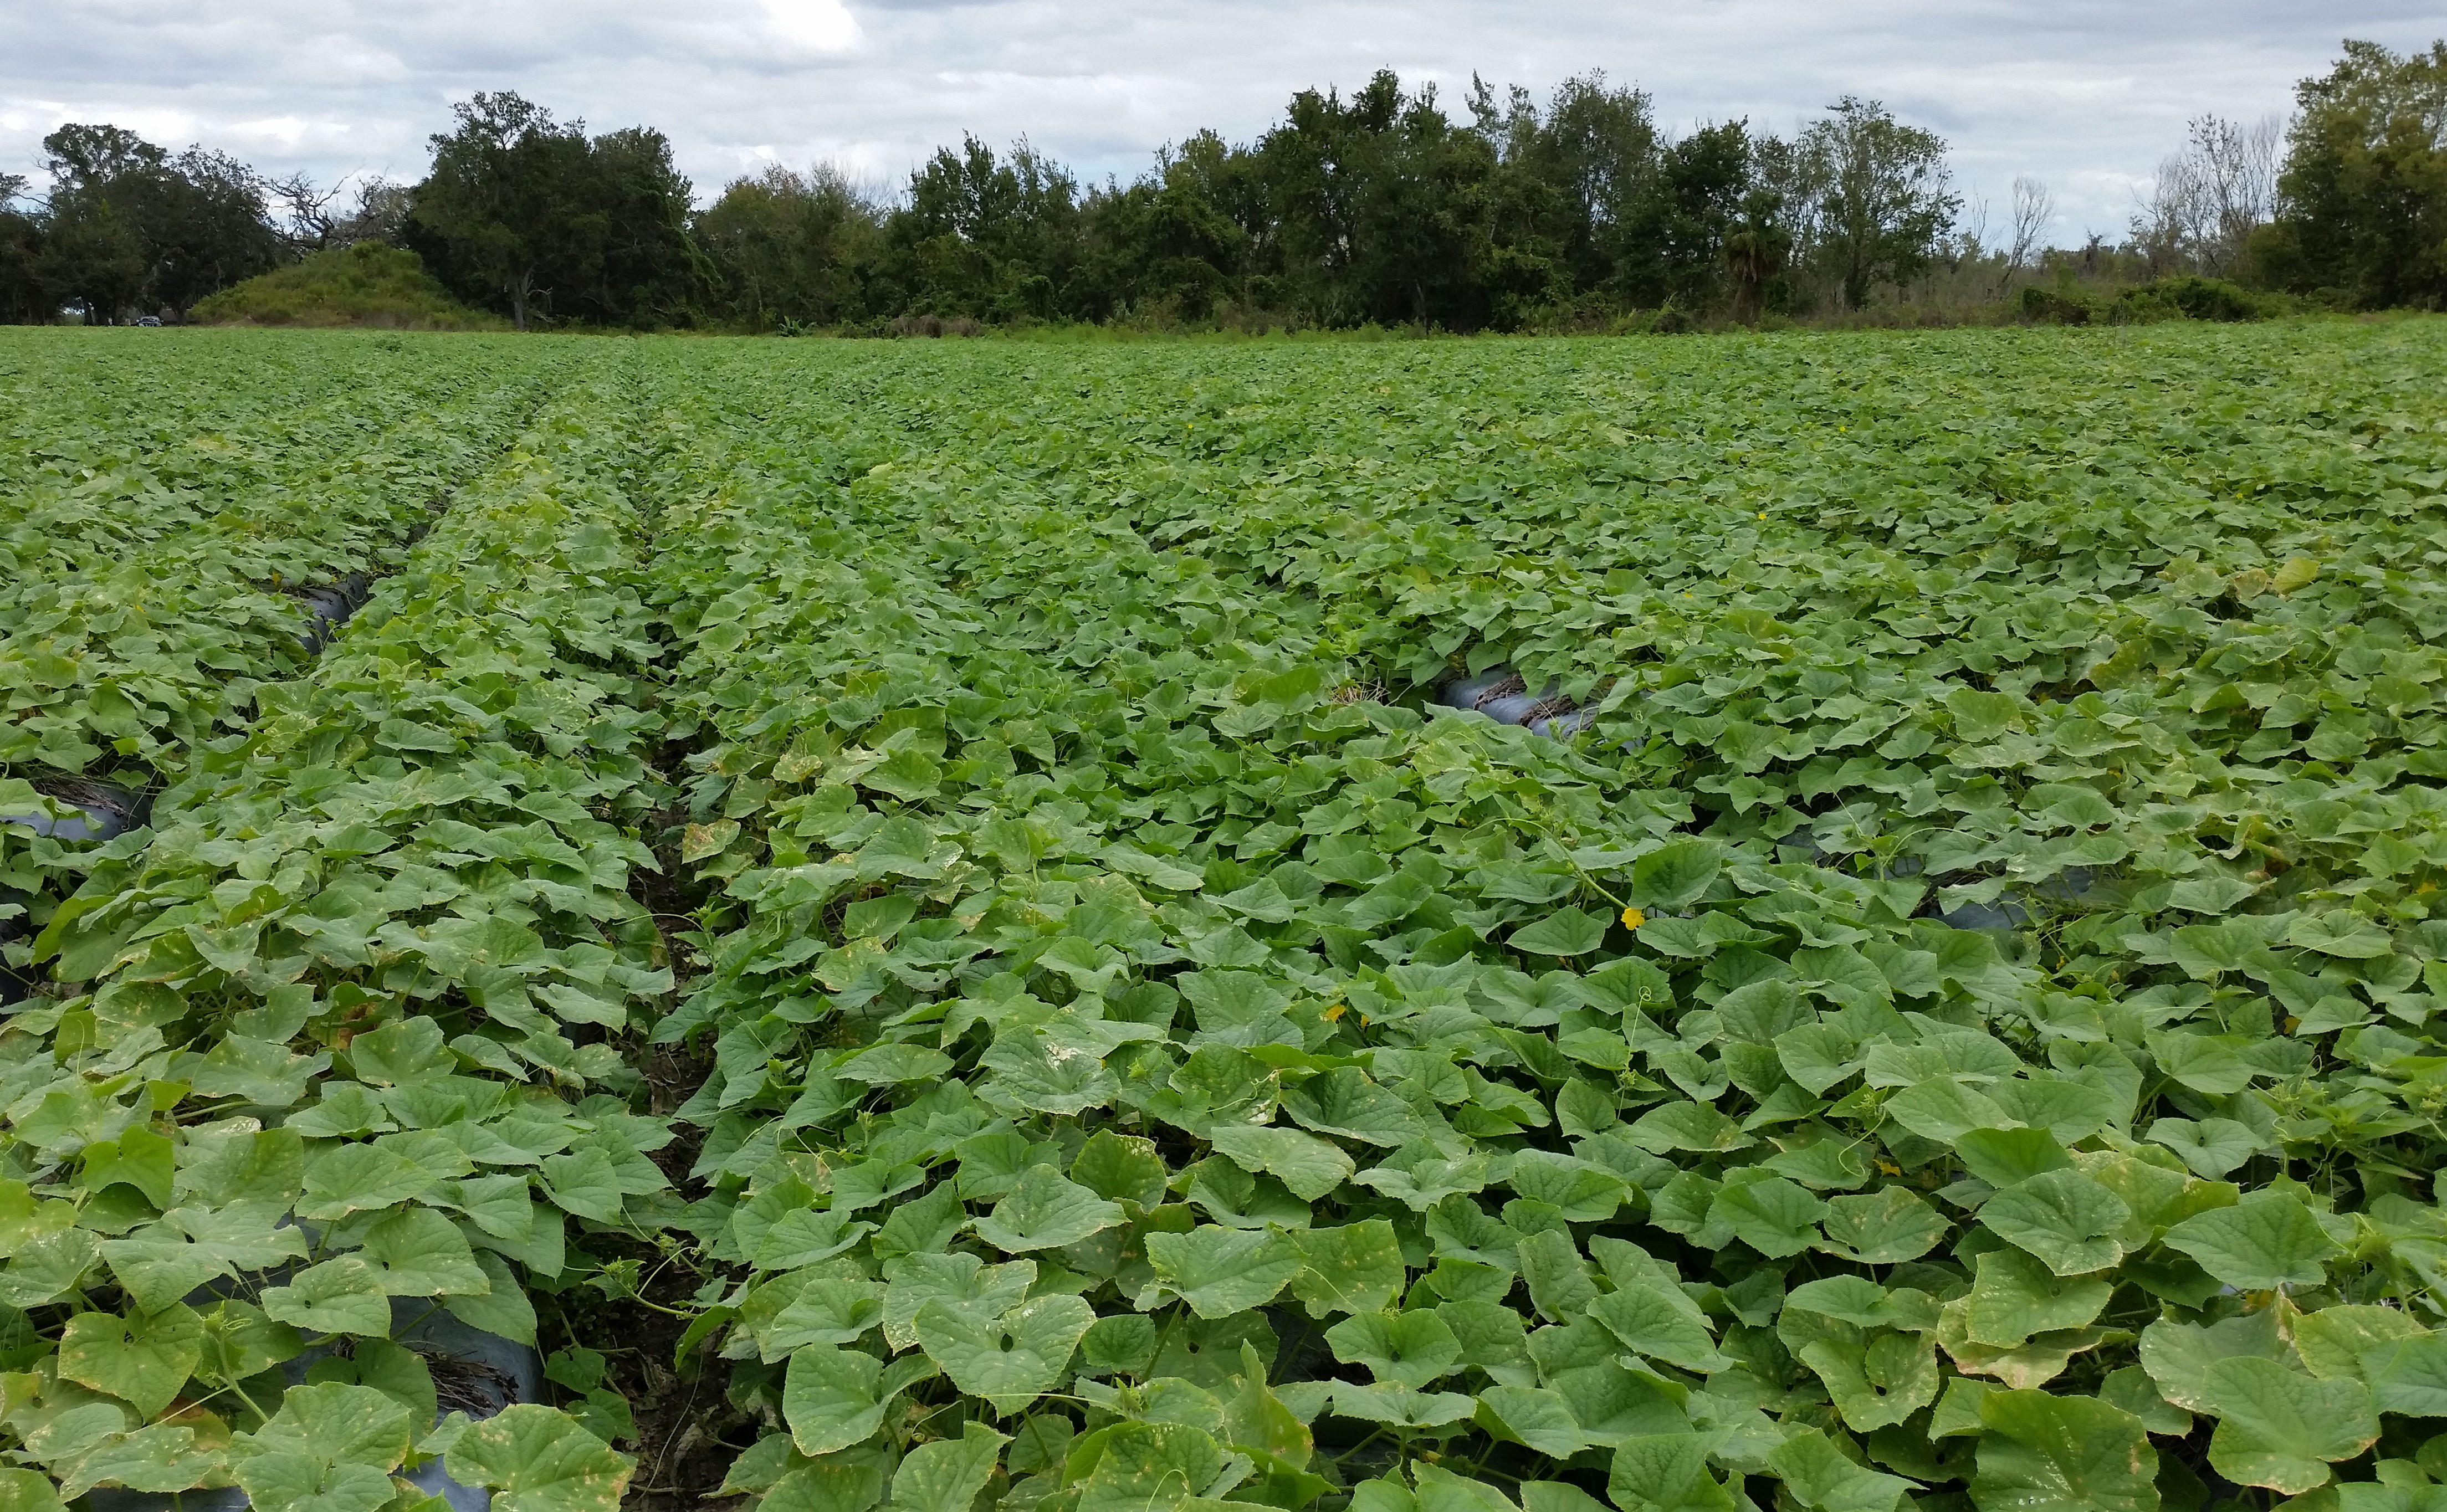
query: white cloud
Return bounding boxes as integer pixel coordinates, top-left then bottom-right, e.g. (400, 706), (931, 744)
(1, 0), (2438, 242)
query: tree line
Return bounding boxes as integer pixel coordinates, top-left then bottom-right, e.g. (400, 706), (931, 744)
(3, 38), (2441, 331)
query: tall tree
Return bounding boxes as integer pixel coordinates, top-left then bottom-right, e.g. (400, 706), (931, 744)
(0, 175), (49, 322)
(698, 164), (880, 329)
(1790, 98), (1959, 308)
(2270, 39), (2447, 308)
(408, 93), (595, 330)
(33, 124), (280, 321)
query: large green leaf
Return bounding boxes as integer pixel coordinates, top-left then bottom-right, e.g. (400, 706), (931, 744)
(915, 1293), (1096, 1411)
(971, 1165), (1124, 1252)
(783, 1347), (888, 1454)
(2199, 1356), (2378, 1494)
(1969, 1390), (2157, 1512)
(890, 1422), (1007, 1512)
(1206, 1124), (1354, 1202)
(1510, 909), (1607, 957)
(1979, 1170), (2131, 1276)
(1325, 1310), (1463, 1388)
(1076, 1421), (1224, 1512)
(57, 1303), (204, 1418)
(1146, 1227), (1302, 1318)
(2162, 1192), (2338, 1290)
(1287, 1221), (1406, 1318)
(444, 1404), (637, 1512)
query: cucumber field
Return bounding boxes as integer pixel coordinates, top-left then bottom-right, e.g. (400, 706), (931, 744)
(7, 320), (2447, 1512)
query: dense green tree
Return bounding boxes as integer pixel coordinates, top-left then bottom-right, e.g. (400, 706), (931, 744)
(697, 165), (880, 329)
(1068, 134), (1252, 321)
(1785, 98), (1960, 308)
(2267, 38), (2447, 307)
(29, 124), (282, 321)
(409, 93), (703, 329)
(0, 175), (49, 322)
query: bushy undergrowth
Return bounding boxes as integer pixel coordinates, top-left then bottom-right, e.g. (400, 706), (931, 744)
(191, 244), (503, 331)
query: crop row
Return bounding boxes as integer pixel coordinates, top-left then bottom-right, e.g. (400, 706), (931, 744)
(2, 356), (683, 1511)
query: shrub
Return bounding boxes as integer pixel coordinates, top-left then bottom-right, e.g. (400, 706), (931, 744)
(191, 242), (500, 329)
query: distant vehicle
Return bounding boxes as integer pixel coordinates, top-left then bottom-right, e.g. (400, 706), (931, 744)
(135, 316), (163, 327)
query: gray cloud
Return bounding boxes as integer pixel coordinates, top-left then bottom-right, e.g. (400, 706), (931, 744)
(4, 0), (2439, 244)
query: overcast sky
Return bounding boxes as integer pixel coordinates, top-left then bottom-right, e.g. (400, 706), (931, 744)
(3, 1), (2439, 245)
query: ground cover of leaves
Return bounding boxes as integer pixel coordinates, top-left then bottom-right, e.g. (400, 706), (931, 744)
(5, 320), (2447, 1512)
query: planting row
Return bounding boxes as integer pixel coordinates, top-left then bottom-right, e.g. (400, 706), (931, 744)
(2, 357), (684, 1512)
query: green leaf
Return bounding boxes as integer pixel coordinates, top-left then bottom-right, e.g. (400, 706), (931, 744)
(2292, 1305), (2428, 1383)
(1287, 1221), (1405, 1318)
(890, 1422), (1007, 1512)
(2286, 913), (2395, 959)
(1206, 1124), (1353, 1202)
(1510, 909), (1607, 957)
(2162, 1191), (2338, 1290)
(81, 1125), (175, 1209)
(1766, 1426), (1910, 1512)
(1966, 1249), (2111, 1346)
(1475, 1387), (1599, 1458)
(1883, 1078), (2015, 1142)
(57, 1423), (226, 1500)
(763, 1278), (887, 1354)
(1980, 1170), (2131, 1276)
(2358, 1330), (2447, 1432)
(2200, 1355), (2378, 1494)
(1076, 1421), (1222, 1512)
(2144, 1118), (2261, 1179)
(1607, 1434), (1734, 1512)
(232, 1454), (396, 1512)
(971, 1165), (1124, 1252)
(443, 1249), (538, 1344)
(444, 1403), (636, 1512)
(2138, 1310), (2285, 1412)
(1626, 1101), (1751, 1155)
(766, 1459), (887, 1512)
(232, 1382), (416, 1512)
(1146, 1227), (1302, 1318)
(836, 1043), (956, 1085)
(882, 1252), (1036, 1351)
(1221, 1340), (1314, 1468)
(239, 1382), (416, 1469)
(1324, 1310), (1462, 1387)
(359, 1206), (492, 1295)
(1631, 842), (1722, 910)
(872, 1181), (966, 1263)
(915, 1293), (1095, 1411)
(1327, 1383), (1478, 1428)
(1954, 1127), (2072, 1188)
(57, 1302), (204, 1418)
(1801, 1332), (1941, 1432)
(1281, 1068), (1425, 1146)
(783, 1347), (887, 1454)
(1969, 1388), (2158, 1512)
(1589, 1283), (1729, 1373)
(1072, 1130), (1171, 1208)
(1707, 1175), (1824, 1258)
(1818, 1188), (1950, 1264)
(0, 1468), (67, 1512)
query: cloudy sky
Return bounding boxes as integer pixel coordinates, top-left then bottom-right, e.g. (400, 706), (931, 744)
(3, 0), (2438, 244)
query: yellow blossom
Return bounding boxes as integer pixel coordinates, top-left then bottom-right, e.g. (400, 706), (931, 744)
(1621, 906), (1646, 930)
(1321, 1003), (1346, 1022)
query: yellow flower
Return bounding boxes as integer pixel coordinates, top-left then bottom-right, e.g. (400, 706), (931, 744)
(1621, 906), (1646, 930)
(1756, 511), (1766, 519)
(1321, 1003), (1346, 1022)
